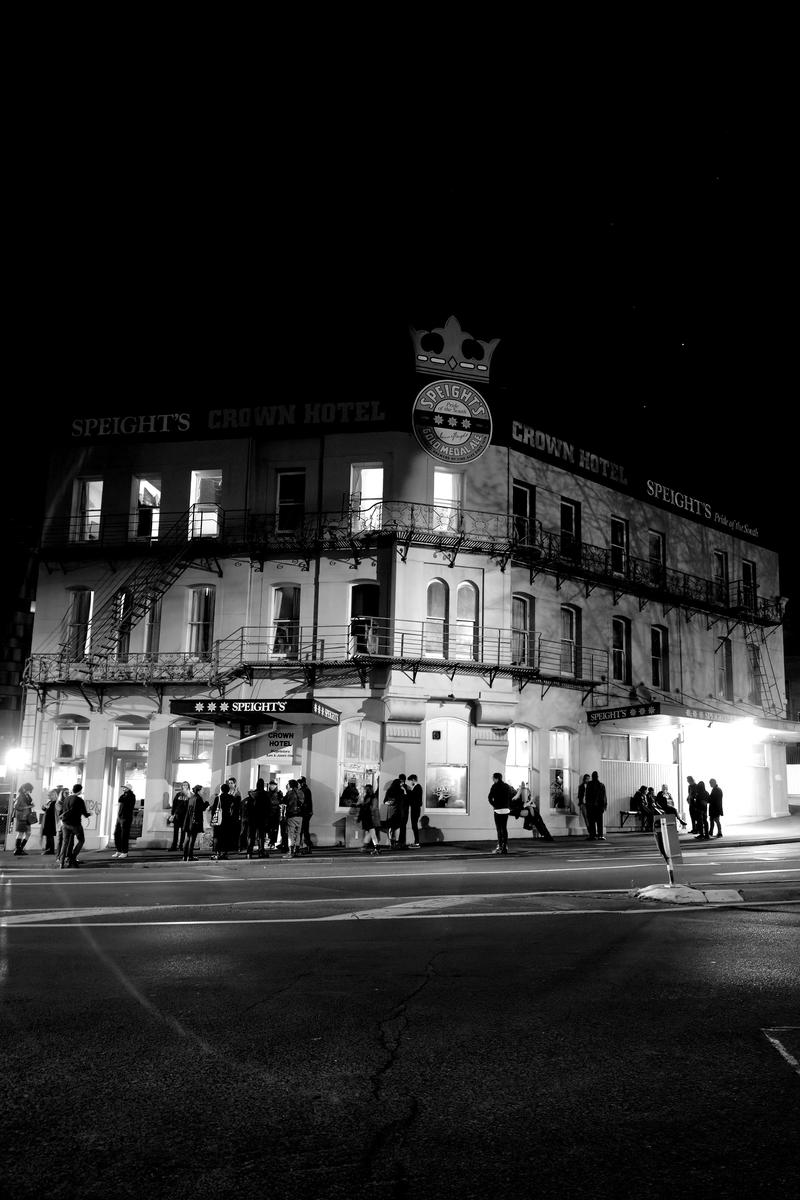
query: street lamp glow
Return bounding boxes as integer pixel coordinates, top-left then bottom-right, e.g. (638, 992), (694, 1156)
(5, 749), (29, 772)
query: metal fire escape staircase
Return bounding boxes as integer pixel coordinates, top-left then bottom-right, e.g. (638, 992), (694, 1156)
(56, 509), (220, 667)
(741, 622), (785, 718)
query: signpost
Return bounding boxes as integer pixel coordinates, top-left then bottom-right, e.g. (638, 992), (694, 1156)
(654, 814), (684, 885)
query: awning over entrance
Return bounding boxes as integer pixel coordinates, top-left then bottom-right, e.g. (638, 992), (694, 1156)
(169, 698), (340, 727)
(588, 701), (800, 741)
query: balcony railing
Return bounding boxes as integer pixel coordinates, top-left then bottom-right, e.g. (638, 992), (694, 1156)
(24, 651), (217, 686)
(38, 500), (783, 625)
(25, 620), (609, 698)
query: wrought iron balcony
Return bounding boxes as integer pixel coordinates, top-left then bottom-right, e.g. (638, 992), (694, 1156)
(38, 500), (783, 626)
(24, 651), (217, 687)
(214, 619), (609, 699)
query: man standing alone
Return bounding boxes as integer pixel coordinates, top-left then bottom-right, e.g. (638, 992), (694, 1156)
(584, 771), (608, 842)
(406, 774), (423, 847)
(708, 778), (724, 838)
(112, 784), (137, 859)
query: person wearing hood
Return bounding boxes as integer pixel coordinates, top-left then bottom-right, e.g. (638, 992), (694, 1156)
(182, 785), (208, 862)
(247, 778), (272, 859)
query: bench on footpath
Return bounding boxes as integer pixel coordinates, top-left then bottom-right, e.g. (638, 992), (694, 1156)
(620, 810), (644, 831)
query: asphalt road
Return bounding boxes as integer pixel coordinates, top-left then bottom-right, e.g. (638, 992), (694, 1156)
(1, 843), (798, 1200)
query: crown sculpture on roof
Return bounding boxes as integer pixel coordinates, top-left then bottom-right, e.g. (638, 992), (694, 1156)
(410, 315), (500, 382)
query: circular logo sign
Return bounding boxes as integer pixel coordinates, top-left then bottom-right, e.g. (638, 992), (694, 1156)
(411, 380), (492, 464)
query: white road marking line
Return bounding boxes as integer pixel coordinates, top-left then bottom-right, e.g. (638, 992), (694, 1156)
(762, 1028), (800, 1077)
(716, 869), (800, 876)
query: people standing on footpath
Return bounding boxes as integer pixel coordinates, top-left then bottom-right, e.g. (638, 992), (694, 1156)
(384, 773), (408, 849)
(225, 778), (244, 855)
(298, 776), (313, 854)
(283, 780), (304, 858)
(248, 778), (271, 858)
(111, 784), (137, 859)
(584, 771), (608, 841)
(686, 776), (699, 834)
(708, 778), (724, 838)
(209, 782), (233, 860)
(182, 785), (208, 862)
(40, 788), (59, 855)
(357, 783), (382, 855)
(577, 773), (590, 830)
(11, 783), (36, 855)
(169, 782), (190, 853)
(59, 784), (89, 869)
(488, 771), (516, 855)
(406, 774), (423, 847)
(693, 780), (710, 840)
(518, 781), (554, 841)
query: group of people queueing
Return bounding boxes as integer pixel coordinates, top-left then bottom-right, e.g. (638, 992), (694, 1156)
(169, 777), (314, 861)
(11, 781), (92, 869)
(347, 773), (425, 853)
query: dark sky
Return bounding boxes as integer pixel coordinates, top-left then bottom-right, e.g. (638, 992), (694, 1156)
(11, 112), (797, 645)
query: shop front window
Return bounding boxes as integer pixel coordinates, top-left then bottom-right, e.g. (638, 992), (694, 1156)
(548, 728), (574, 811)
(425, 718), (468, 812)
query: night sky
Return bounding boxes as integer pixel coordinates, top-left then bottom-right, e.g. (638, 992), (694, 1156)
(9, 114), (797, 647)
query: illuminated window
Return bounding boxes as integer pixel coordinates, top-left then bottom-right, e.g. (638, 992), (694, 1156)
(272, 586), (300, 658)
(350, 464), (383, 531)
(433, 471), (462, 532)
(190, 470), (222, 538)
(505, 724), (540, 800)
(130, 475), (161, 540)
(454, 581), (479, 660)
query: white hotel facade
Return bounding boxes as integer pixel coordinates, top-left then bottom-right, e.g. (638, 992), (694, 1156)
(11, 318), (799, 849)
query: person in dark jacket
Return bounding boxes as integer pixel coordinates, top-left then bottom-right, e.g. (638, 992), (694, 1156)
(357, 783), (381, 855)
(693, 780), (710, 840)
(298, 776), (313, 854)
(209, 783), (233, 860)
(708, 778), (724, 838)
(518, 781), (554, 841)
(384, 774), (408, 849)
(584, 771), (608, 841)
(248, 779), (271, 858)
(40, 788), (60, 854)
(112, 785), (137, 859)
(170, 782), (190, 853)
(488, 772), (516, 855)
(182, 785), (208, 861)
(686, 776), (699, 834)
(406, 774), (423, 847)
(59, 784), (90, 869)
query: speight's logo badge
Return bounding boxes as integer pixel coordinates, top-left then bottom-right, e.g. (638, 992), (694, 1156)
(412, 379), (493, 464)
(410, 315), (497, 464)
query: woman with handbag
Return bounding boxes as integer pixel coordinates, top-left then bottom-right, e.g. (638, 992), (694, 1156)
(209, 783), (232, 860)
(12, 783), (36, 855)
(40, 788), (59, 855)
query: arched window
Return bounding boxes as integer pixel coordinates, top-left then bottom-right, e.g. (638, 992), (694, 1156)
(425, 579), (448, 656)
(455, 581), (479, 660)
(505, 725), (540, 800)
(512, 594), (535, 666)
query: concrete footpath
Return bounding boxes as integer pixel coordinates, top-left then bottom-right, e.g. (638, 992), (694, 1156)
(3, 811), (799, 876)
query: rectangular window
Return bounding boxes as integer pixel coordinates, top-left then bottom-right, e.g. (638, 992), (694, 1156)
(350, 464), (383, 531)
(651, 625), (669, 690)
(716, 636), (733, 700)
(177, 726), (214, 761)
(601, 734), (649, 761)
(71, 479), (104, 543)
(512, 595), (535, 665)
(742, 559), (757, 610)
(612, 617), (630, 684)
(130, 475), (162, 540)
(67, 590), (93, 659)
(433, 471), (463, 532)
(747, 643), (762, 705)
(512, 481), (536, 543)
(560, 498), (580, 560)
(648, 530), (666, 587)
(272, 586), (300, 658)
(142, 595), (162, 659)
(560, 606), (577, 675)
(187, 586), (215, 659)
(56, 725), (88, 760)
(610, 517), (628, 576)
(713, 550), (729, 604)
(276, 470), (305, 532)
(190, 470), (222, 538)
